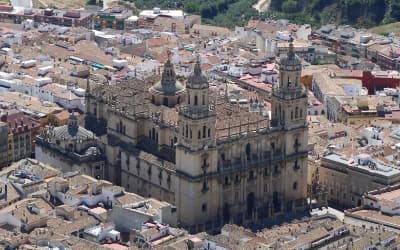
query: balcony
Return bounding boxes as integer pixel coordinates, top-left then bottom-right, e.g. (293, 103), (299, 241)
(179, 106), (215, 120)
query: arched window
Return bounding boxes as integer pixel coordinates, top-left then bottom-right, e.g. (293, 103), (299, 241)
(163, 97), (168, 106)
(194, 95), (198, 105)
(198, 130), (201, 139)
(203, 126), (206, 138)
(208, 128), (211, 137)
(185, 125), (188, 137)
(293, 182), (298, 190)
(202, 95), (205, 105)
(245, 143), (251, 160)
(295, 107), (299, 118)
(189, 129), (192, 139)
(188, 94), (190, 104)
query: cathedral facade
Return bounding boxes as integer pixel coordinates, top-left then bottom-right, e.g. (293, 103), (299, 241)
(85, 44), (308, 232)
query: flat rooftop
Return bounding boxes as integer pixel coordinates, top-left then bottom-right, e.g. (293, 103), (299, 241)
(349, 209), (400, 229)
(323, 153), (400, 177)
(312, 72), (347, 96)
(373, 188), (400, 201)
(139, 9), (184, 19)
(0, 92), (62, 116)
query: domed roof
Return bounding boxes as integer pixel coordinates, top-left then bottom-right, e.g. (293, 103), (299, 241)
(52, 112), (95, 140)
(279, 42), (301, 67)
(150, 56), (185, 96)
(187, 56), (208, 89)
(150, 80), (185, 96)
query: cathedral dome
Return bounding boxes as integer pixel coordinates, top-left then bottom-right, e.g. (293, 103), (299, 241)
(150, 79), (185, 96)
(150, 58), (185, 96)
(149, 54), (186, 107)
(52, 112), (95, 140)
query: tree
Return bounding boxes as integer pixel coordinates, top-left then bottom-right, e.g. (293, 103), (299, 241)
(185, 2), (200, 14)
(282, 0), (299, 13)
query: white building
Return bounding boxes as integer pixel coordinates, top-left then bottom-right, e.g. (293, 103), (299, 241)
(38, 83), (85, 111)
(84, 223), (120, 242)
(361, 127), (384, 145)
(139, 8), (184, 20)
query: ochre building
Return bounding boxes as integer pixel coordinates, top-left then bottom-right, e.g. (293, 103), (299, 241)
(85, 44), (309, 232)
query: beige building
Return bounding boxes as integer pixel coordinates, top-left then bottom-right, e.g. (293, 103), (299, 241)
(35, 112), (105, 179)
(153, 15), (201, 34)
(191, 24), (232, 38)
(86, 45), (308, 232)
(318, 152), (400, 208)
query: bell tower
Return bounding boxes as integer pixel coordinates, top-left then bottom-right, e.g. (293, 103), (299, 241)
(175, 56), (219, 230)
(271, 41), (309, 214)
(271, 42), (308, 130)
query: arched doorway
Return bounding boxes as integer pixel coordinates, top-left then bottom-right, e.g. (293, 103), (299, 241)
(246, 193), (255, 218)
(223, 203), (230, 223)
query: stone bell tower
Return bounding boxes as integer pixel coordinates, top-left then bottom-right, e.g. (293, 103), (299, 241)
(175, 56), (219, 230)
(271, 42), (307, 130)
(271, 41), (309, 213)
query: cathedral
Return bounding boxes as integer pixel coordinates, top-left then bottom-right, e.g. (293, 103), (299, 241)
(85, 43), (309, 233)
